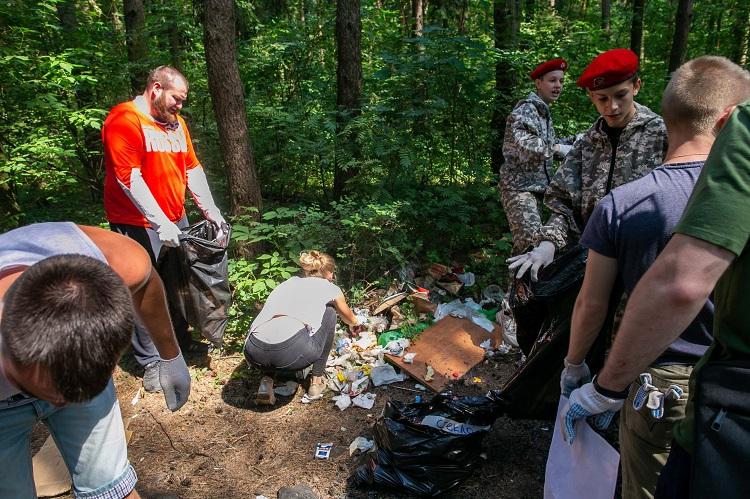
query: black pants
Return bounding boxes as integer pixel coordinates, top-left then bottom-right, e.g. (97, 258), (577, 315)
(654, 440), (693, 499)
(244, 306), (337, 377)
(110, 221), (191, 364)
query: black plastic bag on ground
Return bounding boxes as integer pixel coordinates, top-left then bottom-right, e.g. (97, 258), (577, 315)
(159, 221), (231, 347)
(352, 392), (499, 497)
(490, 245), (619, 420)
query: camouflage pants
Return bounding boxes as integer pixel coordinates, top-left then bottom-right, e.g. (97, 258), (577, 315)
(500, 188), (544, 255)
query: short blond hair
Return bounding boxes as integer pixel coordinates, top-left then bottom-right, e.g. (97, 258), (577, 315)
(299, 251), (336, 277)
(662, 56), (750, 136)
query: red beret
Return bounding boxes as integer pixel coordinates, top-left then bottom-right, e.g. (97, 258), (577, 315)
(530, 58), (568, 80)
(577, 48), (639, 90)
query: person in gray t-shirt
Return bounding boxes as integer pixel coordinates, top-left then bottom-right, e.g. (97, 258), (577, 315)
(244, 251), (361, 405)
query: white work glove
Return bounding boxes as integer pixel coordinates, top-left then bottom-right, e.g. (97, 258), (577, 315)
(156, 220), (182, 248)
(158, 351), (191, 411)
(119, 168), (182, 247)
(187, 166), (228, 245)
(506, 241), (556, 281)
(560, 359), (591, 397)
(556, 144), (573, 157)
(560, 381), (625, 444)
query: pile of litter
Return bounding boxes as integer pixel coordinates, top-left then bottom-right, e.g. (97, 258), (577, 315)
(309, 262), (518, 411)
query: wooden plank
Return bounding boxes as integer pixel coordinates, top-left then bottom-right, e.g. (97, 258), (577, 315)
(386, 316), (500, 392)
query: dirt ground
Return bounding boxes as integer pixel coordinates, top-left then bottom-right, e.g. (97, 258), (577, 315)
(41, 345), (553, 499)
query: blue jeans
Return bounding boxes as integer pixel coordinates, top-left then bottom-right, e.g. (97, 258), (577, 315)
(0, 380), (137, 499)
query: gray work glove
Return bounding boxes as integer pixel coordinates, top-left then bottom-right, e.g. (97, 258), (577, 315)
(159, 352), (191, 411)
(561, 359), (591, 397)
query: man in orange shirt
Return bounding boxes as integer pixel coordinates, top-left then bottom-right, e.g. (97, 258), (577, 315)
(102, 66), (227, 392)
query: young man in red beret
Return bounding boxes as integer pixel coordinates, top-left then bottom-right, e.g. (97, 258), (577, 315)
(500, 58), (579, 254)
(509, 48), (668, 280)
(560, 56), (750, 499)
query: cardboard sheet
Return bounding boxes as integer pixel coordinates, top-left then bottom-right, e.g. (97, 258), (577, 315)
(544, 397), (620, 499)
(33, 435), (71, 498)
(386, 316), (500, 391)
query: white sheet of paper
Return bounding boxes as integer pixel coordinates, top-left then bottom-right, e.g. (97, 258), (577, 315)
(544, 396), (620, 499)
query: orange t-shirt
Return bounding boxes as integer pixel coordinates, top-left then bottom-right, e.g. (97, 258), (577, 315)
(102, 100), (200, 226)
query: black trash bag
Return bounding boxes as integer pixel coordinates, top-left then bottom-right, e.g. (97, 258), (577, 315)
(490, 244), (620, 420)
(159, 220), (231, 347)
(352, 392), (500, 497)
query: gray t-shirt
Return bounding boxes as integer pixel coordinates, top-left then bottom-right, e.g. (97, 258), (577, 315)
(0, 222), (106, 401)
(581, 162), (714, 364)
(249, 276), (342, 344)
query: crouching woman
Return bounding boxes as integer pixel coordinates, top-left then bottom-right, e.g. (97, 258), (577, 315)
(244, 251), (360, 405)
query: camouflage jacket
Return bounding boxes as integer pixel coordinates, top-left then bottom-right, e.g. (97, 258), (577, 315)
(537, 102), (668, 249)
(500, 92), (575, 192)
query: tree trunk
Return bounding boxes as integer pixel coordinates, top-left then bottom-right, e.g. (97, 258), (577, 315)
(730, 0), (750, 65)
(629, 0), (645, 59)
(57, 0), (77, 35)
(400, 0), (410, 36)
(668, 0), (693, 73)
(202, 0), (263, 221)
(100, 0), (124, 34)
(524, 0), (535, 21)
(169, 20), (183, 70)
(123, 0), (147, 94)
(601, 0), (610, 34)
(0, 144), (21, 229)
(490, 0), (520, 176)
(332, 0), (363, 199)
(411, 0), (424, 37)
(458, 0), (469, 34)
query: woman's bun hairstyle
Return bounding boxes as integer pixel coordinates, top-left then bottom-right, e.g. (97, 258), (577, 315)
(299, 250), (336, 277)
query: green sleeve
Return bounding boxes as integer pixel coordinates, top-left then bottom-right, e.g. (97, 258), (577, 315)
(675, 101), (750, 256)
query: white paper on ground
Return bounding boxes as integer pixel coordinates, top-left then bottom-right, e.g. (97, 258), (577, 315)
(544, 397), (620, 499)
(370, 365), (405, 386)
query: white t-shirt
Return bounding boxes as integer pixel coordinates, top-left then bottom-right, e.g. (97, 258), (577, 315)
(249, 276), (342, 343)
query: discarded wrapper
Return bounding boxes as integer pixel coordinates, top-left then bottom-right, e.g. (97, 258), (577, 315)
(403, 352), (416, 364)
(352, 392), (376, 409)
(349, 436), (375, 456)
(332, 394), (352, 411)
(314, 443), (333, 459)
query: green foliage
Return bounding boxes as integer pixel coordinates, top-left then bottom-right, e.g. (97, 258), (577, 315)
(224, 251), (299, 348)
(3, 0), (749, 353)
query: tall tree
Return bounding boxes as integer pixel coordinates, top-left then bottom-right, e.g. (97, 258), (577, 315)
(630, 0), (645, 58)
(601, 0), (610, 34)
(730, 0), (750, 65)
(100, 0), (124, 34)
(412, 0), (424, 37)
(668, 0), (693, 73)
(524, 0), (535, 22)
(202, 0), (263, 221)
(332, 0), (363, 199)
(490, 0), (520, 176)
(123, 0), (147, 94)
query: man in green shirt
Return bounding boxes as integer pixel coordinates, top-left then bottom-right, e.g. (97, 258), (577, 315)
(560, 99), (750, 497)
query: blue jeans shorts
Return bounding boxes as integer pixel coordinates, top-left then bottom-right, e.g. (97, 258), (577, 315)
(0, 379), (137, 499)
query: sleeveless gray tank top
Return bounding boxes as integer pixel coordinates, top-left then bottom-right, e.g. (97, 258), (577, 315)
(0, 222), (106, 400)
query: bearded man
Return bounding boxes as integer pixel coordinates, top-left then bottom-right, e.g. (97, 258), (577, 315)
(102, 65), (226, 391)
